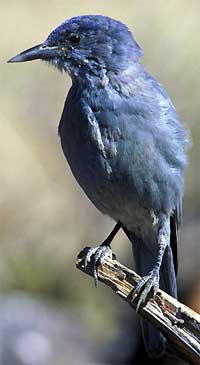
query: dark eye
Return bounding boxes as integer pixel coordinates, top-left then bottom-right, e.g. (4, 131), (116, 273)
(69, 34), (80, 44)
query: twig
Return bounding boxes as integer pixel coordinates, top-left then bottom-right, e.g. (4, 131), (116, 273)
(76, 247), (200, 364)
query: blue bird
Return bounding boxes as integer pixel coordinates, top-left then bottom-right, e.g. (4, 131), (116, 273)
(8, 15), (189, 358)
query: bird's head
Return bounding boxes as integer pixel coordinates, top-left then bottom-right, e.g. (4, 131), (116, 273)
(8, 15), (143, 79)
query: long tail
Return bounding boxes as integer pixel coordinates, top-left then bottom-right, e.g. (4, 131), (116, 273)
(129, 231), (177, 358)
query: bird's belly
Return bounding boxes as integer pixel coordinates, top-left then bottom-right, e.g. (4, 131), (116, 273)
(62, 137), (119, 213)
(60, 132), (157, 238)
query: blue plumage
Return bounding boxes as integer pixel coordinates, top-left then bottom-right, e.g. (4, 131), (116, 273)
(8, 15), (189, 358)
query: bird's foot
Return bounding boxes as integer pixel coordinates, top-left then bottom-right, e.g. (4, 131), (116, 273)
(128, 268), (160, 312)
(84, 245), (113, 287)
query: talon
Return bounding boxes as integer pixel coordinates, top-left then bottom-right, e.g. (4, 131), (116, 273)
(84, 247), (95, 271)
(83, 245), (113, 287)
(128, 269), (160, 311)
(99, 247), (112, 265)
(136, 296), (145, 312)
(93, 265), (98, 288)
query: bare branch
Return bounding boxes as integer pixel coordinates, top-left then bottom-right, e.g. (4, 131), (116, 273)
(76, 247), (200, 364)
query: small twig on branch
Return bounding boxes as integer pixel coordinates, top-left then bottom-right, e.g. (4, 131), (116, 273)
(76, 247), (200, 364)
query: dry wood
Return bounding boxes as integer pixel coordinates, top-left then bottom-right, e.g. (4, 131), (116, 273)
(76, 247), (200, 364)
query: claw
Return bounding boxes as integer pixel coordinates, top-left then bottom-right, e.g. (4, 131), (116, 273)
(93, 264), (99, 288)
(84, 245), (112, 287)
(128, 268), (160, 312)
(84, 247), (96, 271)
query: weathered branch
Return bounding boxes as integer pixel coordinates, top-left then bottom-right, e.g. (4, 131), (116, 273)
(76, 247), (200, 364)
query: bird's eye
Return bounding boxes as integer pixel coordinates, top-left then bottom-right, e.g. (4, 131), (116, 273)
(69, 34), (80, 44)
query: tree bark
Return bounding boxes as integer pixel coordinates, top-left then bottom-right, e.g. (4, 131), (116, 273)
(76, 247), (200, 364)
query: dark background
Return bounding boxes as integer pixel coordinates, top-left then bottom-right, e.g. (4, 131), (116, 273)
(1, 1), (200, 363)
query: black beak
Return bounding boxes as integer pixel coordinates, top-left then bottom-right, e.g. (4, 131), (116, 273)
(7, 43), (59, 63)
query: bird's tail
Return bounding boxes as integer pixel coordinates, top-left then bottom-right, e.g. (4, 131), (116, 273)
(130, 232), (177, 358)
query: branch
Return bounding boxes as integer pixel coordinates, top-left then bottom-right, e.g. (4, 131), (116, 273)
(76, 247), (200, 364)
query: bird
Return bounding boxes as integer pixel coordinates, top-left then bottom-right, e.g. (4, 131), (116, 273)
(8, 15), (189, 358)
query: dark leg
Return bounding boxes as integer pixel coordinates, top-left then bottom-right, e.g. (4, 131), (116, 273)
(122, 225), (132, 241)
(129, 218), (170, 311)
(84, 221), (121, 287)
(101, 221), (122, 246)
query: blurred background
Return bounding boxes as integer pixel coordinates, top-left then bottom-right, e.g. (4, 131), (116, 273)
(1, 0), (200, 364)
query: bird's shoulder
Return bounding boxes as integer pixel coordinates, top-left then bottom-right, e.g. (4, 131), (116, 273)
(59, 65), (188, 160)
(78, 65), (179, 128)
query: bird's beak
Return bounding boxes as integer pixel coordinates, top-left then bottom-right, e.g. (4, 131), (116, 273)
(7, 43), (59, 63)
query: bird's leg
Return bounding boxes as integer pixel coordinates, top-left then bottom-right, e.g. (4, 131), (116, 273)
(84, 221), (121, 287)
(129, 218), (170, 311)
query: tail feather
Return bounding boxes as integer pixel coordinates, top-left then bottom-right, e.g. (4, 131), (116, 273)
(129, 232), (177, 358)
